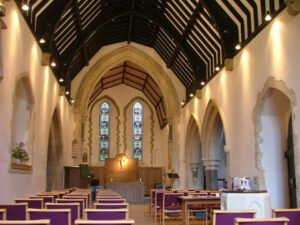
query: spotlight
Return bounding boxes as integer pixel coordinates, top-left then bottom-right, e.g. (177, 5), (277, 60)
(50, 61), (56, 67)
(235, 43), (241, 50)
(65, 91), (70, 95)
(59, 78), (64, 83)
(265, 11), (272, 21)
(181, 101), (185, 106)
(189, 93), (194, 98)
(21, 0), (29, 11)
(39, 38), (45, 44)
(215, 66), (220, 71)
(200, 81), (205, 86)
(70, 98), (75, 103)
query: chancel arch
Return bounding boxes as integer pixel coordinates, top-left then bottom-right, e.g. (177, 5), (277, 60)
(185, 115), (204, 189)
(254, 78), (297, 208)
(201, 100), (227, 189)
(47, 108), (63, 191)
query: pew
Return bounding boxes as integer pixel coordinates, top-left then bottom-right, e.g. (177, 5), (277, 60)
(27, 209), (71, 225)
(56, 198), (85, 218)
(272, 208), (300, 225)
(0, 203), (28, 220)
(84, 209), (128, 220)
(0, 219), (50, 225)
(15, 198), (43, 209)
(94, 203), (129, 210)
(0, 209), (6, 220)
(234, 217), (289, 225)
(45, 202), (80, 224)
(74, 219), (135, 225)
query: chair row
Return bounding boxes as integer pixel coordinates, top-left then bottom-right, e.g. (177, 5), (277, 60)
(0, 219), (135, 225)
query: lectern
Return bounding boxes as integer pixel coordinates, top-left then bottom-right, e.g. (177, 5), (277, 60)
(167, 172), (179, 189)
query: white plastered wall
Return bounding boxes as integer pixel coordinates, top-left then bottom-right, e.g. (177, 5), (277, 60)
(0, 2), (74, 202)
(174, 9), (300, 197)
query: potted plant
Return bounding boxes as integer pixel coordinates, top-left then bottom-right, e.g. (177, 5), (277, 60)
(11, 142), (29, 163)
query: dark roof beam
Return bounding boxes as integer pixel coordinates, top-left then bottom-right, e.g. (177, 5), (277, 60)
(127, 0), (136, 43)
(73, 0), (89, 66)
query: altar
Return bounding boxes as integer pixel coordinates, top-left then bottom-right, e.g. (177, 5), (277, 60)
(221, 190), (271, 218)
(106, 182), (145, 203)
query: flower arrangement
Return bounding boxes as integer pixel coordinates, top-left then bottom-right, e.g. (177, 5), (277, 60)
(11, 142), (29, 162)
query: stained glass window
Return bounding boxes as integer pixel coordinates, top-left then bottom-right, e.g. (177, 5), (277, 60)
(133, 102), (143, 160)
(99, 101), (110, 160)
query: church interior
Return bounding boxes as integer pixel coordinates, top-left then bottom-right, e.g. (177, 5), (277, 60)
(0, 0), (300, 224)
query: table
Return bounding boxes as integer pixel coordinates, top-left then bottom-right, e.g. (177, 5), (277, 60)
(106, 182), (144, 203)
(179, 196), (221, 225)
(221, 191), (271, 218)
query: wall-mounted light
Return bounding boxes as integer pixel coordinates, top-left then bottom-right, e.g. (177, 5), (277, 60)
(235, 43), (241, 50)
(265, 11), (272, 21)
(65, 90), (70, 95)
(181, 100), (185, 106)
(50, 61), (56, 67)
(70, 98), (75, 104)
(39, 38), (45, 44)
(21, 0), (29, 11)
(59, 78), (64, 83)
(200, 81), (205, 86)
(215, 66), (220, 71)
(189, 93), (194, 98)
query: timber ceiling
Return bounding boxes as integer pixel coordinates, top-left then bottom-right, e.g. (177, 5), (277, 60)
(15, 0), (286, 102)
(89, 61), (167, 128)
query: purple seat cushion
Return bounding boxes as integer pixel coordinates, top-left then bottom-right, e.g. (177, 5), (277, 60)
(86, 211), (126, 220)
(216, 212), (255, 225)
(29, 211), (69, 225)
(47, 204), (79, 223)
(274, 211), (300, 225)
(238, 222), (286, 225)
(0, 205), (27, 220)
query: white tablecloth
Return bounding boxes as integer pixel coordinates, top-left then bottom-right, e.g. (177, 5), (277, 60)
(106, 182), (145, 203)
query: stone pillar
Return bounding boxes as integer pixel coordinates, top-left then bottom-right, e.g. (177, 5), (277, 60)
(203, 160), (219, 190)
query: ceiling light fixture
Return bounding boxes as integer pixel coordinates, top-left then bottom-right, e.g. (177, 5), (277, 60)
(265, 11), (272, 21)
(215, 66), (220, 71)
(50, 61), (56, 67)
(70, 98), (75, 104)
(65, 91), (70, 95)
(59, 78), (64, 83)
(181, 101), (185, 106)
(189, 93), (194, 98)
(235, 43), (241, 50)
(39, 38), (45, 44)
(21, 0), (29, 11)
(200, 81), (205, 86)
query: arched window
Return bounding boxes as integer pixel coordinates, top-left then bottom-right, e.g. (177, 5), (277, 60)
(133, 101), (143, 160)
(99, 101), (110, 160)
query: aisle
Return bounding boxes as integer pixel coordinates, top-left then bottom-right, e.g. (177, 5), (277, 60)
(129, 204), (157, 225)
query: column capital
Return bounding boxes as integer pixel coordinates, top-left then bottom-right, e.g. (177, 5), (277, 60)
(202, 159), (219, 170)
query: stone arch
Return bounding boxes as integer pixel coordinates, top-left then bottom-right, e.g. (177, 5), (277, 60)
(87, 96), (120, 165)
(74, 45), (179, 119)
(184, 114), (204, 189)
(253, 77), (297, 208)
(47, 107), (63, 191)
(123, 97), (154, 166)
(201, 100), (228, 189)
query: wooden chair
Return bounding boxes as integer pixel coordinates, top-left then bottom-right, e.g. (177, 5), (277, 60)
(27, 208), (71, 225)
(234, 217), (289, 225)
(66, 193), (91, 208)
(30, 196), (54, 207)
(84, 209), (128, 220)
(15, 198), (43, 209)
(0, 209), (6, 220)
(63, 195), (88, 209)
(56, 198), (85, 218)
(212, 210), (256, 225)
(153, 190), (165, 222)
(45, 202), (80, 224)
(0, 219), (50, 225)
(0, 203), (28, 220)
(94, 203), (129, 209)
(161, 192), (183, 225)
(272, 208), (300, 225)
(74, 219), (135, 225)
(186, 192), (208, 225)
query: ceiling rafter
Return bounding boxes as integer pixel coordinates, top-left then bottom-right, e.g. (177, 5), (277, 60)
(127, 0), (136, 43)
